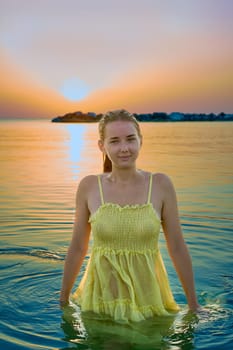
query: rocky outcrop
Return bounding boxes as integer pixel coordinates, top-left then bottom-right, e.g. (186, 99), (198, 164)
(52, 111), (102, 123)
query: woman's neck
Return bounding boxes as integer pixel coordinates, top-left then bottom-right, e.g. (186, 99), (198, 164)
(106, 166), (143, 184)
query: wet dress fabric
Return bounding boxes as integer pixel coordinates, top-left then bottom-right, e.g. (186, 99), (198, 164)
(72, 174), (179, 323)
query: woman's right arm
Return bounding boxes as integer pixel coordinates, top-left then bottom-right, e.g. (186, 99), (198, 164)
(60, 177), (91, 307)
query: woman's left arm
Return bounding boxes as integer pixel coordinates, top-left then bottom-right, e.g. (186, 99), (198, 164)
(160, 174), (200, 311)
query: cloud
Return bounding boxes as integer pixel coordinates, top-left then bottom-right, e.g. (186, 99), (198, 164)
(76, 55), (233, 114)
(0, 51), (79, 118)
(1, 47), (232, 119)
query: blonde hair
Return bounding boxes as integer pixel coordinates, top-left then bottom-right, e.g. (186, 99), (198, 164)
(98, 109), (142, 172)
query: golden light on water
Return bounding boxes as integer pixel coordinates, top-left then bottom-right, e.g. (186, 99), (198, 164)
(64, 124), (87, 178)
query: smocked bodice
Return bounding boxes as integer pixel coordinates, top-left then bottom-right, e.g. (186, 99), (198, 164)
(89, 202), (161, 252)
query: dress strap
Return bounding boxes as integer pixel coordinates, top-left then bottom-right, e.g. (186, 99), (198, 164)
(97, 175), (105, 204)
(147, 173), (153, 204)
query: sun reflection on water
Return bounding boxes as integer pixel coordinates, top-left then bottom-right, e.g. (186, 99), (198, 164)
(64, 124), (87, 179)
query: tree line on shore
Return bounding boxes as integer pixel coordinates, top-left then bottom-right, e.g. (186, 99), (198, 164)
(52, 111), (233, 123)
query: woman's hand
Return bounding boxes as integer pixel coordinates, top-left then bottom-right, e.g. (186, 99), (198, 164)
(188, 303), (201, 313)
(60, 297), (69, 308)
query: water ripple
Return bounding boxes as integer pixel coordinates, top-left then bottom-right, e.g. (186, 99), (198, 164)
(0, 247), (65, 261)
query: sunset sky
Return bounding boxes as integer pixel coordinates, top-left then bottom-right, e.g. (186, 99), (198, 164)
(1, 0), (233, 119)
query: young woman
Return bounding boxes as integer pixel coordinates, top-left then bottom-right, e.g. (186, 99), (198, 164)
(60, 109), (200, 323)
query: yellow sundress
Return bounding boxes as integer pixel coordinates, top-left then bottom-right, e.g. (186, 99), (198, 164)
(72, 173), (180, 322)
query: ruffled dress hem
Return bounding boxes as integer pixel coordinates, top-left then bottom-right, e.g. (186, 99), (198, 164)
(72, 293), (180, 323)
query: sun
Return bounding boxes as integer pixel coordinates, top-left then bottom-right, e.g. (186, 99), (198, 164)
(60, 78), (90, 101)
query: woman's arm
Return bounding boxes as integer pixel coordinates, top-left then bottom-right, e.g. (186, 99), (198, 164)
(60, 177), (91, 307)
(160, 174), (200, 311)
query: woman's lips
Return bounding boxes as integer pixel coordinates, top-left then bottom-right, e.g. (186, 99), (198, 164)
(118, 156), (130, 160)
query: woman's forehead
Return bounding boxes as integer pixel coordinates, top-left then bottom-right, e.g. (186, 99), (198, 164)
(104, 120), (137, 137)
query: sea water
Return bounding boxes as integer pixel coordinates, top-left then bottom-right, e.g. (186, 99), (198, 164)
(0, 120), (232, 349)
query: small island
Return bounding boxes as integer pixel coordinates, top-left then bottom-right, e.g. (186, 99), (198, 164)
(51, 111), (233, 123)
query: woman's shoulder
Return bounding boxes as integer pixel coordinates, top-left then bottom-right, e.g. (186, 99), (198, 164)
(138, 170), (173, 187)
(151, 172), (171, 182)
(75, 175), (100, 202)
(78, 174), (100, 188)
(151, 172), (175, 191)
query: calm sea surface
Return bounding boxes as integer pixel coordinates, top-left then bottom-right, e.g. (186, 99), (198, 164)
(0, 120), (232, 350)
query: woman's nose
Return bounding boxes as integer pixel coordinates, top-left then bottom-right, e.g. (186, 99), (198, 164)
(120, 142), (129, 152)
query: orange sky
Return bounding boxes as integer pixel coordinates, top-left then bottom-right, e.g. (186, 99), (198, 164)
(1, 0), (233, 118)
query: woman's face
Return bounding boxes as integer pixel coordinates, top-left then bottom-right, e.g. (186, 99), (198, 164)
(99, 120), (142, 169)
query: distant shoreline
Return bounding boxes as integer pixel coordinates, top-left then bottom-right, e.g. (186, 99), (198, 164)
(51, 111), (233, 123)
